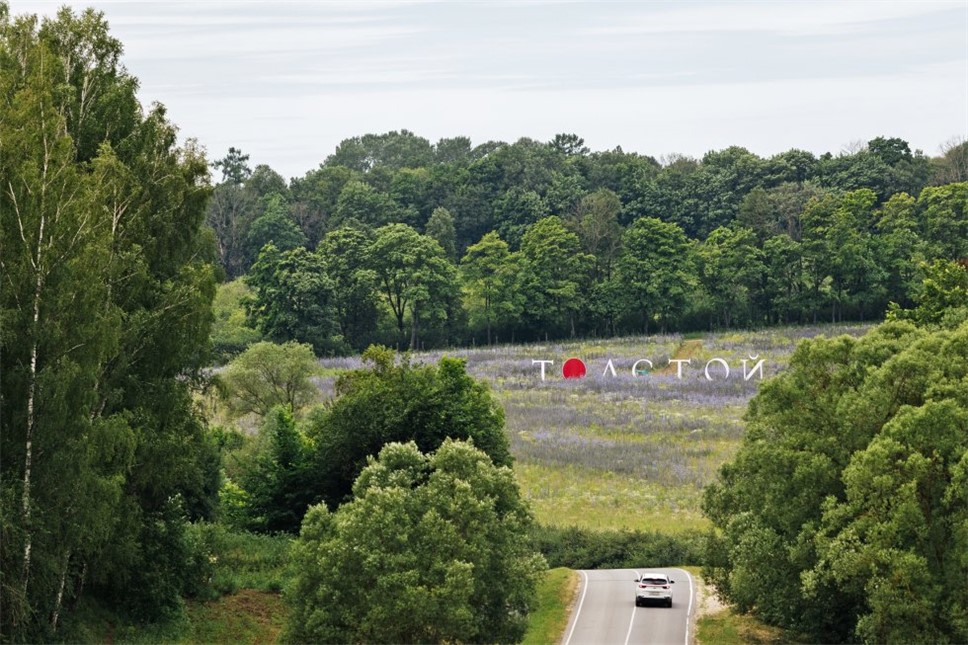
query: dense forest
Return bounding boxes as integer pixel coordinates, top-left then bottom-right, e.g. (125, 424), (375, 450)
(208, 128), (968, 356)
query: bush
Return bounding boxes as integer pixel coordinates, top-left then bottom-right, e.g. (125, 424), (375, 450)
(531, 524), (706, 570)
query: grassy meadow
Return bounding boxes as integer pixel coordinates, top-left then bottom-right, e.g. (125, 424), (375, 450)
(320, 324), (873, 533)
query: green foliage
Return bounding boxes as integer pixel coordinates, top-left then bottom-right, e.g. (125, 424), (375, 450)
(531, 525), (705, 570)
(616, 217), (696, 333)
(220, 128), (962, 345)
(702, 321), (968, 642)
(210, 279), (262, 364)
(309, 346), (512, 510)
(317, 225), (381, 350)
(425, 206), (457, 260)
(698, 226), (765, 328)
(460, 231), (522, 344)
(182, 523), (291, 598)
(918, 181), (968, 260)
(284, 440), (546, 644)
(220, 341), (319, 417)
(245, 244), (345, 354)
(518, 216), (593, 337)
(369, 223), (459, 349)
(213, 146), (252, 185)
(235, 407), (316, 534)
(569, 188), (623, 279)
(887, 259), (968, 329)
(243, 193), (308, 271)
(334, 179), (402, 228)
(1, 6), (217, 638)
(521, 568), (577, 645)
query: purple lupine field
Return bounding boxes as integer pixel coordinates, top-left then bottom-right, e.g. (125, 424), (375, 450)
(318, 324), (872, 531)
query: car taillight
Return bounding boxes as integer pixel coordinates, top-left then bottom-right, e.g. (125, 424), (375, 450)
(638, 584), (646, 589)
(663, 585), (669, 589)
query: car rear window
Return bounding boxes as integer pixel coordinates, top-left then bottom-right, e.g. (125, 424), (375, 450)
(643, 577), (667, 585)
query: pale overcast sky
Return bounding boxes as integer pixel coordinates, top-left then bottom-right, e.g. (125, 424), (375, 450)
(11, 0), (968, 180)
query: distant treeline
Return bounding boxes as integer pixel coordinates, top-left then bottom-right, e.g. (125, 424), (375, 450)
(210, 131), (968, 354)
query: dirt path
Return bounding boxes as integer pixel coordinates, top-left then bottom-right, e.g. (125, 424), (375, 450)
(655, 339), (703, 376)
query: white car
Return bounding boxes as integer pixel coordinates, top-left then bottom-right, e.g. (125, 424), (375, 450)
(635, 572), (675, 607)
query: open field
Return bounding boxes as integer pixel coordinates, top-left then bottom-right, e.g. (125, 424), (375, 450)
(319, 324), (873, 532)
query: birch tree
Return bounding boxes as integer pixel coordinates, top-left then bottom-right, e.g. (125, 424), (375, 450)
(1, 6), (217, 638)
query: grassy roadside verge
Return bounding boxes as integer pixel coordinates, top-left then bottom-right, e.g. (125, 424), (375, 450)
(697, 609), (795, 645)
(691, 567), (801, 645)
(522, 567), (579, 645)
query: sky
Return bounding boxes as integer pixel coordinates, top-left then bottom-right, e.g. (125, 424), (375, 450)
(11, 0), (968, 180)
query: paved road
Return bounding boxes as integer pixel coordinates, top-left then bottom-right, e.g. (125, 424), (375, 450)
(562, 568), (694, 645)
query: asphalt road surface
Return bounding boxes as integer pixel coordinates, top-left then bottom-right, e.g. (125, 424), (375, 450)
(562, 568), (694, 645)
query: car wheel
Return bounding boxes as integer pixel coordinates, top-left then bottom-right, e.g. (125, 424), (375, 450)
(667, 598), (673, 608)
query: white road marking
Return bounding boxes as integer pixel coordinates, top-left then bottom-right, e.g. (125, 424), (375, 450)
(673, 568), (694, 645)
(624, 570), (641, 645)
(564, 570), (588, 645)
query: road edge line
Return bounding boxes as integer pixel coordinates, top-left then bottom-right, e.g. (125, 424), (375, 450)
(563, 570), (588, 645)
(673, 567), (694, 645)
(624, 569), (640, 645)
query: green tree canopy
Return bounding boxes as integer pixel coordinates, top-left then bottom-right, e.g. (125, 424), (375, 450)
(308, 346), (511, 510)
(425, 206), (457, 260)
(518, 216), (593, 337)
(702, 320), (968, 643)
(317, 225), (381, 350)
(220, 341), (319, 417)
(368, 224), (458, 349)
(285, 439), (545, 644)
(460, 231), (521, 344)
(243, 193), (307, 270)
(616, 217), (696, 333)
(1, 6), (218, 636)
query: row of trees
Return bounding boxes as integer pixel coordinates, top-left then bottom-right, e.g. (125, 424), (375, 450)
(702, 262), (968, 643)
(1, 6), (220, 640)
(237, 181), (967, 354)
(208, 131), (966, 279)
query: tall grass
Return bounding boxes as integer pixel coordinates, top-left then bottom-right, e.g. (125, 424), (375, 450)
(185, 524), (292, 598)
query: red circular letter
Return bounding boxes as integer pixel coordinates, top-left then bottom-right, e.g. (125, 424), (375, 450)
(562, 358), (586, 379)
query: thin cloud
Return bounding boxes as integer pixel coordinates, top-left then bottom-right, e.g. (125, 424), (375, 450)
(583, 1), (959, 37)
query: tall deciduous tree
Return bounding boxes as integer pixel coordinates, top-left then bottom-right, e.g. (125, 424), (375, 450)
(425, 206), (457, 260)
(245, 243), (343, 355)
(286, 440), (545, 644)
(518, 216), (593, 337)
(308, 346), (512, 510)
(460, 231), (521, 344)
(317, 225), (380, 350)
(616, 217), (696, 334)
(1, 6), (217, 637)
(569, 188), (623, 280)
(703, 321), (968, 643)
(698, 226), (764, 328)
(918, 181), (968, 261)
(368, 224), (458, 350)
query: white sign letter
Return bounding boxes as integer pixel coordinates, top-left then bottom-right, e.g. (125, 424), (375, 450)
(532, 359), (554, 381)
(631, 359), (653, 377)
(668, 358), (691, 379)
(704, 358), (730, 381)
(602, 359), (617, 378)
